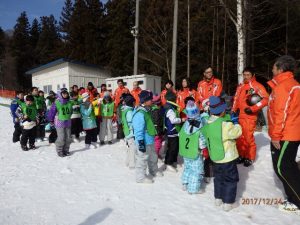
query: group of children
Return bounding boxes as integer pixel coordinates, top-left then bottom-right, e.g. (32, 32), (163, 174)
(119, 88), (242, 211)
(10, 86), (116, 156)
(10, 85), (243, 212)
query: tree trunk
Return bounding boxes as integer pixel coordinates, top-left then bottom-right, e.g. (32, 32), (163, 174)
(221, 6), (227, 85)
(187, 0), (190, 78)
(236, 0), (246, 84)
(216, 6), (220, 72)
(211, 5), (216, 67)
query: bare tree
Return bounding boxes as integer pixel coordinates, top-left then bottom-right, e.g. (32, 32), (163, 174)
(219, 0), (246, 84)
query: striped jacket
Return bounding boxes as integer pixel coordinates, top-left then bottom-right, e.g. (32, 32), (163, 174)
(267, 71), (300, 141)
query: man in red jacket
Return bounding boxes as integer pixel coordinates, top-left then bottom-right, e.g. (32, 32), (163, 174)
(232, 67), (269, 167)
(197, 66), (223, 107)
(268, 55), (300, 214)
(130, 81), (142, 106)
(113, 79), (129, 139)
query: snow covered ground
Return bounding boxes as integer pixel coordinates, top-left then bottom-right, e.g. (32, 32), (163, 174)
(0, 103), (300, 225)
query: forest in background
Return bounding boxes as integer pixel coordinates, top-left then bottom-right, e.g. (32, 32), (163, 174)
(0, 0), (299, 94)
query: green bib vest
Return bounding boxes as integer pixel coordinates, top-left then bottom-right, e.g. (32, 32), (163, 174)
(101, 102), (114, 117)
(121, 108), (132, 136)
(55, 100), (73, 121)
(137, 109), (157, 136)
(179, 128), (201, 159)
(71, 100), (80, 115)
(21, 104), (37, 121)
(200, 114), (231, 161)
(34, 96), (44, 110)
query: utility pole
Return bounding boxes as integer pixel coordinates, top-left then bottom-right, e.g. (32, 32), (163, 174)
(132, 0), (140, 75)
(187, 0), (190, 78)
(171, 0), (178, 84)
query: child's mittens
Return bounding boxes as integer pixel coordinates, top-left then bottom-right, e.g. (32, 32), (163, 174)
(201, 148), (209, 159)
(230, 112), (239, 125)
(138, 140), (146, 153)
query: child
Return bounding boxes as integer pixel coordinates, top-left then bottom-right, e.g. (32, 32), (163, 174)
(10, 91), (24, 143)
(179, 100), (207, 194)
(48, 88), (73, 157)
(132, 90), (163, 183)
(201, 96), (242, 211)
(17, 95), (38, 151)
(121, 93), (136, 169)
(70, 91), (82, 142)
(36, 90), (47, 142)
(80, 93), (99, 149)
(92, 93), (101, 136)
(150, 94), (165, 158)
(163, 90), (186, 172)
(99, 92), (114, 145)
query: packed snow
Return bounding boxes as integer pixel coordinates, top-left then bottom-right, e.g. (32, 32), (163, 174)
(0, 102), (299, 225)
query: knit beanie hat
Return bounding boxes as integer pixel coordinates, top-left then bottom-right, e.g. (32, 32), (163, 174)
(165, 90), (177, 103)
(139, 90), (153, 104)
(209, 96), (227, 115)
(124, 94), (135, 107)
(81, 92), (90, 102)
(185, 100), (200, 119)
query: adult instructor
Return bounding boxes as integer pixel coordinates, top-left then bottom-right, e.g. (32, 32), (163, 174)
(268, 55), (300, 214)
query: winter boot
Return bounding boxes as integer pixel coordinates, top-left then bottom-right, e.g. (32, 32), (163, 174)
(223, 203), (236, 212)
(29, 144), (37, 150)
(21, 145), (29, 151)
(91, 142), (99, 148)
(57, 152), (65, 157)
(278, 200), (300, 215)
(137, 177), (154, 184)
(237, 157), (245, 164)
(215, 198), (223, 207)
(166, 165), (178, 173)
(243, 159), (254, 167)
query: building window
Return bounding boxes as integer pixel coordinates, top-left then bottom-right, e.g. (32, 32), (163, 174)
(137, 80), (144, 85)
(57, 84), (60, 91)
(63, 83), (66, 88)
(43, 85), (52, 94)
(48, 85), (52, 93)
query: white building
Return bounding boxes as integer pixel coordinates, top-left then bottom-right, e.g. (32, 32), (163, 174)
(106, 74), (161, 94)
(26, 58), (111, 94)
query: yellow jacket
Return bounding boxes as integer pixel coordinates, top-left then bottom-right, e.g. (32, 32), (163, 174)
(207, 115), (242, 163)
(92, 99), (100, 116)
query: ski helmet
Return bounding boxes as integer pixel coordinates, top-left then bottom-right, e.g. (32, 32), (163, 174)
(246, 93), (262, 106)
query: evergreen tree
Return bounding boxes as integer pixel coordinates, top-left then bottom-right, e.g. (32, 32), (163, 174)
(104, 0), (135, 75)
(0, 27), (5, 60)
(35, 15), (61, 64)
(30, 18), (41, 65)
(67, 0), (88, 61)
(85, 0), (106, 65)
(30, 18), (41, 48)
(59, 0), (73, 40)
(10, 11), (32, 88)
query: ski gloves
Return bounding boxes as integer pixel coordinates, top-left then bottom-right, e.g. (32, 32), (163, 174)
(230, 112), (239, 125)
(138, 140), (146, 153)
(244, 108), (253, 115)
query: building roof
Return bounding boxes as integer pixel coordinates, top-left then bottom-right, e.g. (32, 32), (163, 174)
(25, 58), (106, 75)
(105, 74), (161, 81)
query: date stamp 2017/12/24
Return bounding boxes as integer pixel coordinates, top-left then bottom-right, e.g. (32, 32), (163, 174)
(241, 198), (283, 205)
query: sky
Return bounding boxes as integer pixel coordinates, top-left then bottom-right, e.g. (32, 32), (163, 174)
(0, 0), (108, 31)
